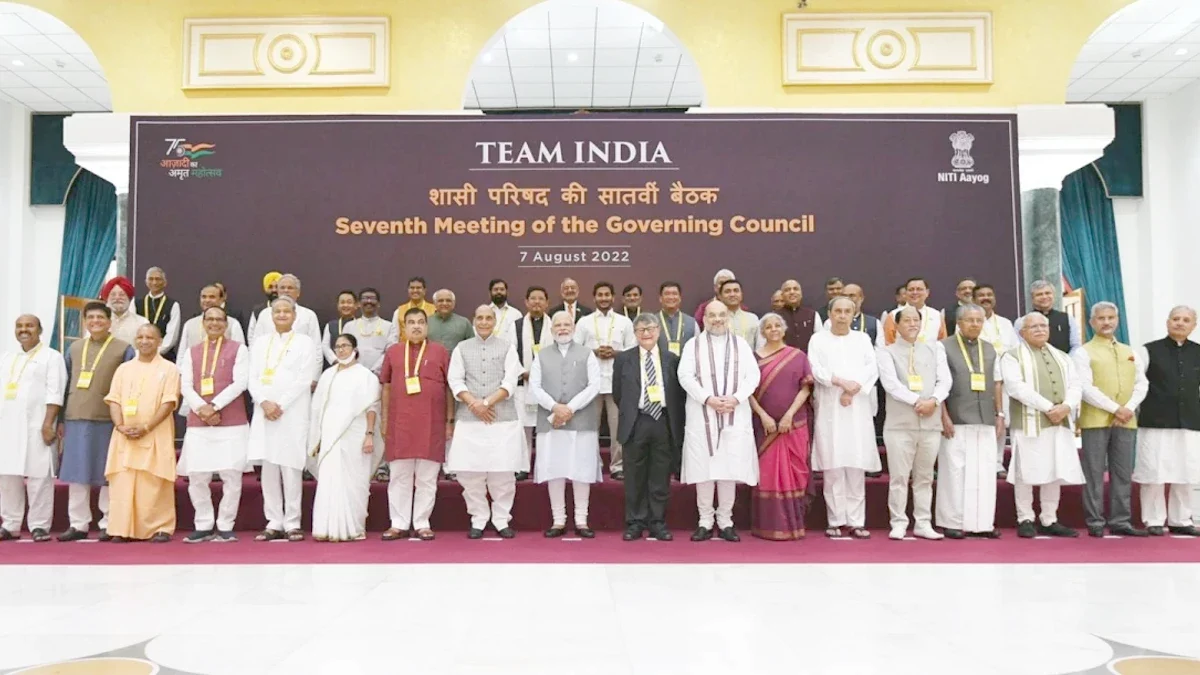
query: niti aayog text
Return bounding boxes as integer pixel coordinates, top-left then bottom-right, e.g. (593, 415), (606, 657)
(333, 214), (817, 238)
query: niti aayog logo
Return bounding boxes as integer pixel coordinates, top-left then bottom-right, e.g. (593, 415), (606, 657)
(937, 130), (990, 186)
(160, 138), (224, 181)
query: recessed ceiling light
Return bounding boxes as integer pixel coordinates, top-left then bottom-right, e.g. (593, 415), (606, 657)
(1176, 47), (1190, 56)
(567, 52), (579, 62)
(481, 53), (493, 63)
(11, 59), (24, 67)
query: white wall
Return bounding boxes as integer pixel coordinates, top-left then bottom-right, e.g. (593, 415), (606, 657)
(0, 101), (68, 351)
(1120, 83), (1200, 345)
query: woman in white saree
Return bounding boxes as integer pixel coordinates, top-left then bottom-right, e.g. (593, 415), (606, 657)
(309, 334), (381, 542)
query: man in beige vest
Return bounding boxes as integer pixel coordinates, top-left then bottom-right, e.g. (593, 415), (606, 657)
(1000, 312), (1084, 538)
(877, 306), (951, 540)
(1071, 302), (1148, 538)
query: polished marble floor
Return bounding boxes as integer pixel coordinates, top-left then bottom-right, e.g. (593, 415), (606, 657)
(0, 562), (1198, 675)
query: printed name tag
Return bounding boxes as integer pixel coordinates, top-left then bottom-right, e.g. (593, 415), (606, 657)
(260, 368), (274, 386)
(200, 377), (215, 396)
(668, 342), (681, 356)
(122, 399), (138, 418)
(907, 375), (924, 392)
(76, 371), (93, 390)
(647, 385), (664, 403)
(405, 376), (422, 395)
(532, 344), (541, 355)
(3, 382), (17, 400)
(970, 373), (986, 392)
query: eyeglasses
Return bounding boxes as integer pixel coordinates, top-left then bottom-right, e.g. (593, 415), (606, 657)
(634, 327), (658, 335)
(334, 343), (355, 351)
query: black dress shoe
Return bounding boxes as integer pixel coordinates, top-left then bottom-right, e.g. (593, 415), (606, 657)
(865, 471), (882, 478)
(57, 527), (87, 542)
(1017, 520), (1036, 538)
(151, 532), (171, 543)
(468, 528), (485, 539)
(575, 526), (595, 539)
(648, 526), (673, 541)
(1110, 525), (1149, 537)
(943, 529), (965, 540)
(544, 525), (567, 538)
(969, 529), (1002, 539)
(610, 471), (625, 480)
(1147, 526), (1166, 536)
(622, 527), (644, 541)
(0, 529), (15, 541)
(1087, 525), (1105, 538)
(718, 526), (740, 542)
(497, 527), (516, 539)
(31, 528), (50, 543)
(111, 536), (128, 543)
(514, 471), (530, 481)
(98, 532), (113, 542)
(1038, 522), (1079, 538)
(1168, 525), (1200, 537)
(690, 527), (713, 542)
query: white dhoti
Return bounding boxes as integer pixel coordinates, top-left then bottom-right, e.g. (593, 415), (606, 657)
(935, 425), (998, 532)
(1134, 429), (1200, 527)
(1008, 427), (1084, 525)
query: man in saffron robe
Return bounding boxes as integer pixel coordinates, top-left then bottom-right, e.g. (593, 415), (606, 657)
(380, 308), (452, 541)
(103, 323), (181, 542)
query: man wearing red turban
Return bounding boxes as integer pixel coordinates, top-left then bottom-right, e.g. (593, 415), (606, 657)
(100, 276), (145, 344)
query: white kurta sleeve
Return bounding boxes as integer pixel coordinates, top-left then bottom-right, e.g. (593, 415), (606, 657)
(321, 324), (336, 366)
(932, 342), (952, 403)
(304, 313), (323, 383)
(876, 347), (919, 406)
(1063, 354), (1082, 410)
(1000, 352), (1053, 412)
(385, 312), (401, 347)
(620, 317), (636, 351)
(574, 317), (594, 348)
(732, 338), (761, 404)
(1071, 348), (1119, 413)
(856, 337), (879, 392)
(247, 344), (265, 403)
(678, 338), (707, 403)
(247, 309), (261, 347)
(230, 318), (246, 345)
(1068, 315), (1082, 351)
(529, 353), (553, 411)
(159, 302), (181, 354)
(178, 348), (206, 412)
(448, 345), (467, 397)
(1127, 347), (1150, 410)
(211, 345), (249, 412)
(45, 350), (66, 407)
(499, 344), (521, 397)
(808, 337), (834, 387)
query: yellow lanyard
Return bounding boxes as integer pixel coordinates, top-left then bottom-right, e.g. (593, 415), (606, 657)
(496, 305), (509, 329)
(357, 317), (381, 337)
(81, 335), (114, 374)
(593, 312), (616, 345)
(639, 347), (663, 390)
(264, 333), (296, 373)
(8, 344), (42, 386)
(201, 337), (224, 378)
(956, 332), (984, 374)
(660, 311), (683, 343)
(404, 339), (428, 379)
(143, 295), (167, 325)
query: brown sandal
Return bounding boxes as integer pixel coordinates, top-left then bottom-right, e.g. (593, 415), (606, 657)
(381, 528), (406, 541)
(286, 529), (305, 542)
(416, 529), (435, 541)
(255, 528), (285, 542)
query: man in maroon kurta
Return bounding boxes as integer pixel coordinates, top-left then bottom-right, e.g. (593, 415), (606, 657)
(380, 308), (452, 540)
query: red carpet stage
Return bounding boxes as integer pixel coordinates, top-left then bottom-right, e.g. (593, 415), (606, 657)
(2, 528), (1197, 566)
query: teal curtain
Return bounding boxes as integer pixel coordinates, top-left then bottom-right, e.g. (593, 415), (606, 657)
(1060, 163), (1128, 343)
(52, 170), (117, 349)
(30, 114), (77, 205)
(1093, 104), (1143, 198)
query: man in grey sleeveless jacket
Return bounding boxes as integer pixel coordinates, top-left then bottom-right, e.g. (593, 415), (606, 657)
(529, 312), (602, 538)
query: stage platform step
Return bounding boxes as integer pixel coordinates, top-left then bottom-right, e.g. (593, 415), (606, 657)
(46, 472), (1137, 534)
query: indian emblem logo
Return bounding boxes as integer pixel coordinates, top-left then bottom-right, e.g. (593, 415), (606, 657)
(949, 130), (975, 171)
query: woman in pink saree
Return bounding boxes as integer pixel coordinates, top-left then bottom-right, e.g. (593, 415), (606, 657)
(749, 313), (813, 540)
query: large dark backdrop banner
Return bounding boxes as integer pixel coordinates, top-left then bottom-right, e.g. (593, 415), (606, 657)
(129, 114), (1022, 324)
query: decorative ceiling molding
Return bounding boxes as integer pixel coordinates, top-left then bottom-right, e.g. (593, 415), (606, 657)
(182, 17), (389, 90)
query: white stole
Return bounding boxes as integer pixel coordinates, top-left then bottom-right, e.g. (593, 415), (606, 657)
(1013, 342), (1071, 437)
(308, 364), (380, 465)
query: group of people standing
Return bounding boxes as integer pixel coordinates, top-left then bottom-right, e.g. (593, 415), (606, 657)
(0, 266), (1197, 544)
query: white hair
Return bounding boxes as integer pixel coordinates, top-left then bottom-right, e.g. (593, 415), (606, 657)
(633, 313), (661, 329)
(550, 310), (575, 325)
(759, 312), (786, 331)
(474, 304), (496, 318)
(270, 296), (296, 310)
(955, 303), (986, 321)
(277, 273), (301, 289)
(145, 266), (165, 278)
(433, 288), (455, 303)
(1020, 311), (1049, 326)
(1089, 301), (1119, 318)
(1029, 279), (1055, 293)
(1169, 305), (1198, 320)
(713, 268), (735, 285)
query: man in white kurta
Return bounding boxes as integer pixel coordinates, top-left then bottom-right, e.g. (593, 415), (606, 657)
(808, 296), (881, 538)
(177, 284), (246, 359)
(248, 297), (318, 540)
(178, 307), (250, 542)
(486, 279), (522, 346)
(1134, 306), (1200, 536)
(679, 301), (760, 542)
(341, 288), (391, 375)
(0, 315), (66, 542)
(247, 275), (322, 373)
(530, 311), (602, 537)
(574, 282), (636, 478)
(1000, 312), (1083, 538)
(447, 305), (526, 538)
